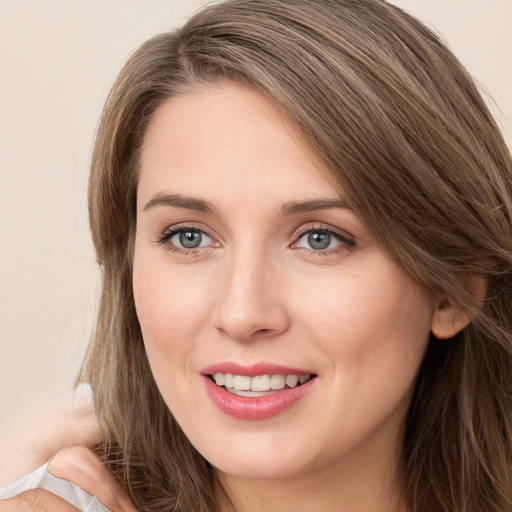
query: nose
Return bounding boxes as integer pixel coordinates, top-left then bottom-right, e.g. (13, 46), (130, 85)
(212, 247), (290, 343)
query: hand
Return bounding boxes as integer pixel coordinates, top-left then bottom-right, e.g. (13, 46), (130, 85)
(0, 383), (101, 487)
(48, 445), (139, 512)
(0, 446), (138, 512)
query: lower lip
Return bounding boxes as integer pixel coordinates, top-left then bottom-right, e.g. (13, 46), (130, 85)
(203, 376), (316, 420)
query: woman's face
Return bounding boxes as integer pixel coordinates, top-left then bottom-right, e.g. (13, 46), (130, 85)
(133, 83), (435, 481)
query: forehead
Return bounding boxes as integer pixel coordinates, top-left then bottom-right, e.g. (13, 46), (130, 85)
(137, 83), (340, 208)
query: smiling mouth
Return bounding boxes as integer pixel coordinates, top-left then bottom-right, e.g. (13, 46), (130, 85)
(210, 373), (316, 397)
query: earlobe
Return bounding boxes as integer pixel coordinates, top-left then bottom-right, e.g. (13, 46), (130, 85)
(431, 276), (487, 339)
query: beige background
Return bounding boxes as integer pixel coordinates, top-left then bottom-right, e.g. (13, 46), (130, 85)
(0, 0), (511, 477)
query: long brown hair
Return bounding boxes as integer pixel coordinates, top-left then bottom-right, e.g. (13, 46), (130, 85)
(82, 1), (512, 510)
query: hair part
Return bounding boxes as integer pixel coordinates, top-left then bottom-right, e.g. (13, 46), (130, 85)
(82, 1), (512, 511)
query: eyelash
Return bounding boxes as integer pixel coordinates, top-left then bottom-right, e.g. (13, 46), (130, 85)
(292, 225), (356, 255)
(155, 224), (355, 256)
(156, 223), (217, 256)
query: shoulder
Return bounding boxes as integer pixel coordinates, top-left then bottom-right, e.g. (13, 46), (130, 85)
(0, 489), (78, 511)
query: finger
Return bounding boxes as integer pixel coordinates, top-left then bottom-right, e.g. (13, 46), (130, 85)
(23, 391), (101, 464)
(62, 406), (101, 447)
(48, 446), (138, 512)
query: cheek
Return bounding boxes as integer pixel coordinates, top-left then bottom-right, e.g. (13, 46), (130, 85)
(292, 266), (433, 370)
(289, 268), (433, 452)
(132, 255), (212, 368)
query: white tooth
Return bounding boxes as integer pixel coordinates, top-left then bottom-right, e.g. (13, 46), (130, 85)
(214, 373), (225, 386)
(251, 375), (271, 392)
(285, 375), (299, 388)
(270, 374), (286, 390)
(224, 373), (234, 388)
(299, 375), (311, 384)
(233, 375), (251, 391)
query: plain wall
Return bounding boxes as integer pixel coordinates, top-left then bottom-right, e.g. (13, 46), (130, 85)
(1, 0), (511, 477)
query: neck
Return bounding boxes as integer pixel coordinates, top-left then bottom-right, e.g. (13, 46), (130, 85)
(217, 423), (408, 512)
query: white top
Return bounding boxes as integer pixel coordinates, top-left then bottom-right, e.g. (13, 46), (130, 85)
(0, 460), (111, 511)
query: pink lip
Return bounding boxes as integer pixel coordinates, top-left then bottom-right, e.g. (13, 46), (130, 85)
(201, 362), (317, 420)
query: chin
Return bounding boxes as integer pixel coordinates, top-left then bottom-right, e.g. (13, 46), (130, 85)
(191, 430), (319, 481)
(212, 456), (308, 481)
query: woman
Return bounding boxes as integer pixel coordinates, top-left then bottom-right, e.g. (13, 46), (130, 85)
(2, 0), (512, 510)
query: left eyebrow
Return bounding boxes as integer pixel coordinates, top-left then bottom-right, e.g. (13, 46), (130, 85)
(279, 198), (351, 216)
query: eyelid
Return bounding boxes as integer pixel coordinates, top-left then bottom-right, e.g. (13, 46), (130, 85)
(159, 221), (209, 238)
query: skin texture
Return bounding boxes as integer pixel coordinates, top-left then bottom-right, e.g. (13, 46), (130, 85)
(132, 83), (456, 511)
(0, 489), (78, 512)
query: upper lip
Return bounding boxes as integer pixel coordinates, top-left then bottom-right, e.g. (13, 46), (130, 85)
(200, 362), (315, 377)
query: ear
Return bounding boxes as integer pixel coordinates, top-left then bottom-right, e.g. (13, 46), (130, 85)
(431, 276), (487, 339)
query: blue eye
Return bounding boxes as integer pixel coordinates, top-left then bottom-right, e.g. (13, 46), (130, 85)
(295, 228), (352, 252)
(163, 228), (213, 250)
(306, 231), (332, 250)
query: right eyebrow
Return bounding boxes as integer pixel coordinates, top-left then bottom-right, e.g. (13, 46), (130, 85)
(142, 193), (217, 214)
